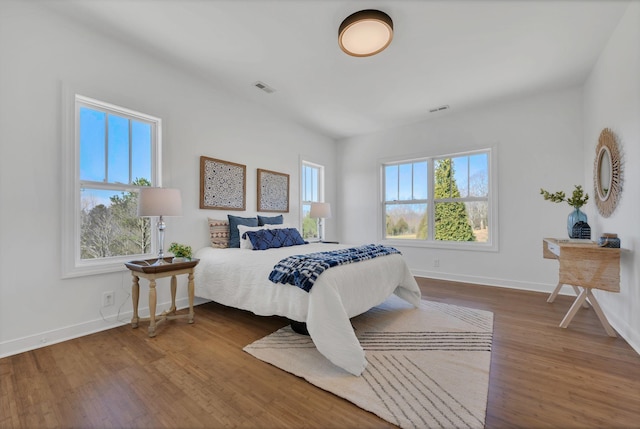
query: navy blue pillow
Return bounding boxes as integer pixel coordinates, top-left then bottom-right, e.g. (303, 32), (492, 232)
(246, 228), (307, 250)
(228, 215), (258, 248)
(257, 214), (284, 226)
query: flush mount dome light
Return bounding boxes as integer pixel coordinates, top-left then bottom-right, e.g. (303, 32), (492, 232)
(338, 9), (393, 57)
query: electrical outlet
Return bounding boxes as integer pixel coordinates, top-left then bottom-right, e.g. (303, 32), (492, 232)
(102, 291), (114, 307)
(433, 259), (440, 268)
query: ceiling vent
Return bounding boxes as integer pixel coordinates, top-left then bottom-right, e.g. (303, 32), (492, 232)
(429, 105), (450, 113)
(254, 81), (276, 94)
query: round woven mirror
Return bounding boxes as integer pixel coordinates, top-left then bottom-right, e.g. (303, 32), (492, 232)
(593, 128), (622, 217)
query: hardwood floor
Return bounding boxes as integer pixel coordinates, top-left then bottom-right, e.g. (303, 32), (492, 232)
(1, 278), (639, 428)
(420, 279), (640, 429)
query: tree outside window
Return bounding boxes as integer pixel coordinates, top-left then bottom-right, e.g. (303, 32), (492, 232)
(80, 178), (151, 259)
(434, 158), (475, 242)
(383, 150), (491, 246)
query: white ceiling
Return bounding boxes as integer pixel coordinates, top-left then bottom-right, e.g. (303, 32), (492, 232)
(48, 0), (630, 140)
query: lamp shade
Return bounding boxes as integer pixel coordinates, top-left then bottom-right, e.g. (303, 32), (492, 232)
(137, 187), (183, 217)
(310, 202), (332, 219)
(338, 9), (393, 57)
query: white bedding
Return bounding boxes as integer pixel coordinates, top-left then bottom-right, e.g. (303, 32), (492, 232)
(194, 243), (421, 375)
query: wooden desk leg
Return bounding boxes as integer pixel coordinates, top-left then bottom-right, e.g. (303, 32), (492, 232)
(169, 275), (177, 314)
(547, 282), (563, 303)
(559, 287), (617, 337)
(187, 272), (195, 324)
(148, 279), (157, 337)
(548, 283), (589, 309)
(559, 287), (589, 329)
(572, 285), (590, 309)
(131, 274), (140, 328)
(585, 289), (617, 337)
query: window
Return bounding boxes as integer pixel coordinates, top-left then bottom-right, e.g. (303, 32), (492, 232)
(381, 148), (495, 249)
(62, 94), (161, 277)
(301, 161), (324, 240)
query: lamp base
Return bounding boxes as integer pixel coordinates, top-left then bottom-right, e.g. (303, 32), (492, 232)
(150, 257), (170, 266)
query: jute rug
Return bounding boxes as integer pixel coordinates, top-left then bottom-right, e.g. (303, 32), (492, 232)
(244, 295), (493, 429)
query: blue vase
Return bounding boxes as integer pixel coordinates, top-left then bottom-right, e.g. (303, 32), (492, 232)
(567, 208), (587, 238)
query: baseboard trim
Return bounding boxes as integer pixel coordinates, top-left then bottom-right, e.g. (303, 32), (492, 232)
(411, 269), (566, 295)
(0, 296), (209, 359)
(600, 305), (640, 356)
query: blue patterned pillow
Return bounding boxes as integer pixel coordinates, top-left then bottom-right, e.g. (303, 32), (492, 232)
(258, 214), (283, 226)
(228, 215), (258, 248)
(246, 228), (307, 250)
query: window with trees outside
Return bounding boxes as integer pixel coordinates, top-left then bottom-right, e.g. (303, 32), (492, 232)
(382, 148), (495, 249)
(63, 94), (161, 276)
(301, 161), (324, 240)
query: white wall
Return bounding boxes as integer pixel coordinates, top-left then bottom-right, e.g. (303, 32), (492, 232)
(0, 2), (337, 357)
(582, 3), (640, 352)
(338, 87), (585, 290)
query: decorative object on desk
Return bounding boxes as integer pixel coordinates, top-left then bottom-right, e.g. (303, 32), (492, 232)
(571, 221), (591, 240)
(567, 209), (589, 239)
(598, 233), (621, 248)
(540, 185), (589, 238)
(593, 128), (623, 218)
(168, 242), (192, 263)
(138, 188), (183, 265)
(200, 156), (246, 210)
(257, 168), (289, 213)
(310, 202), (331, 242)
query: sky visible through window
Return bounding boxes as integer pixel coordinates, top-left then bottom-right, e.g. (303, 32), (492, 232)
(301, 164), (319, 217)
(385, 154), (487, 203)
(80, 107), (152, 208)
(440, 153), (488, 198)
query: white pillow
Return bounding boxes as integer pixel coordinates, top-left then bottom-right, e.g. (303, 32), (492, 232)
(237, 224), (290, 249)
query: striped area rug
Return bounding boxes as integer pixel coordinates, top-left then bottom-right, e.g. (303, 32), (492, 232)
(244, 295), (493, 429)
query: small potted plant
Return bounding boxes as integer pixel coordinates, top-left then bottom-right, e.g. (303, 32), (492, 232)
(540, 185), (589, 238)
(168, 242), (192, 263)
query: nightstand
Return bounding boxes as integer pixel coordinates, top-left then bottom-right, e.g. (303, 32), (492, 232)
(125, 258), (199, 337)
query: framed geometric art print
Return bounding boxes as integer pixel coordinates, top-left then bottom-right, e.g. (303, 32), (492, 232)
(257, 168), (289, 213)
(200, 156), (246, 210)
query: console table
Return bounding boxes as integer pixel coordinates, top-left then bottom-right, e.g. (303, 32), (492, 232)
(125, 258), (199, 337)
(543, 238), (620, 337)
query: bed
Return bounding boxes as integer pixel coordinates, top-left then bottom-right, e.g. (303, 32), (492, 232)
(194, 231), (421, 376)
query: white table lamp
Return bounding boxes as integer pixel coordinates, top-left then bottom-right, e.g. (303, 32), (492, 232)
(138, 187), (183, 265)
(310, 202), (332, 242)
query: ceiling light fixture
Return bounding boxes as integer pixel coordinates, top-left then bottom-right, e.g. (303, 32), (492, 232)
(338, 9), (393, 57)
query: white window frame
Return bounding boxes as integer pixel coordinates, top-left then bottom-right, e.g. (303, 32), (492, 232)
(300, 159), (325, 241)
(379, 146), (498, 252)
(61, 92), (162, 278)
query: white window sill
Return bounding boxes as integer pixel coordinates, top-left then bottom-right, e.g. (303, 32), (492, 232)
(381, 238), (498, 252)
(62, 254), (155, 278)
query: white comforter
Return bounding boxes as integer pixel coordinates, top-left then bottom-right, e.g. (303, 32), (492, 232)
(193, 243), (421, 375)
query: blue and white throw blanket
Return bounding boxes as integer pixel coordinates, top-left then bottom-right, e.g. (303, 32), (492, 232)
(269, 244), (401, 292)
